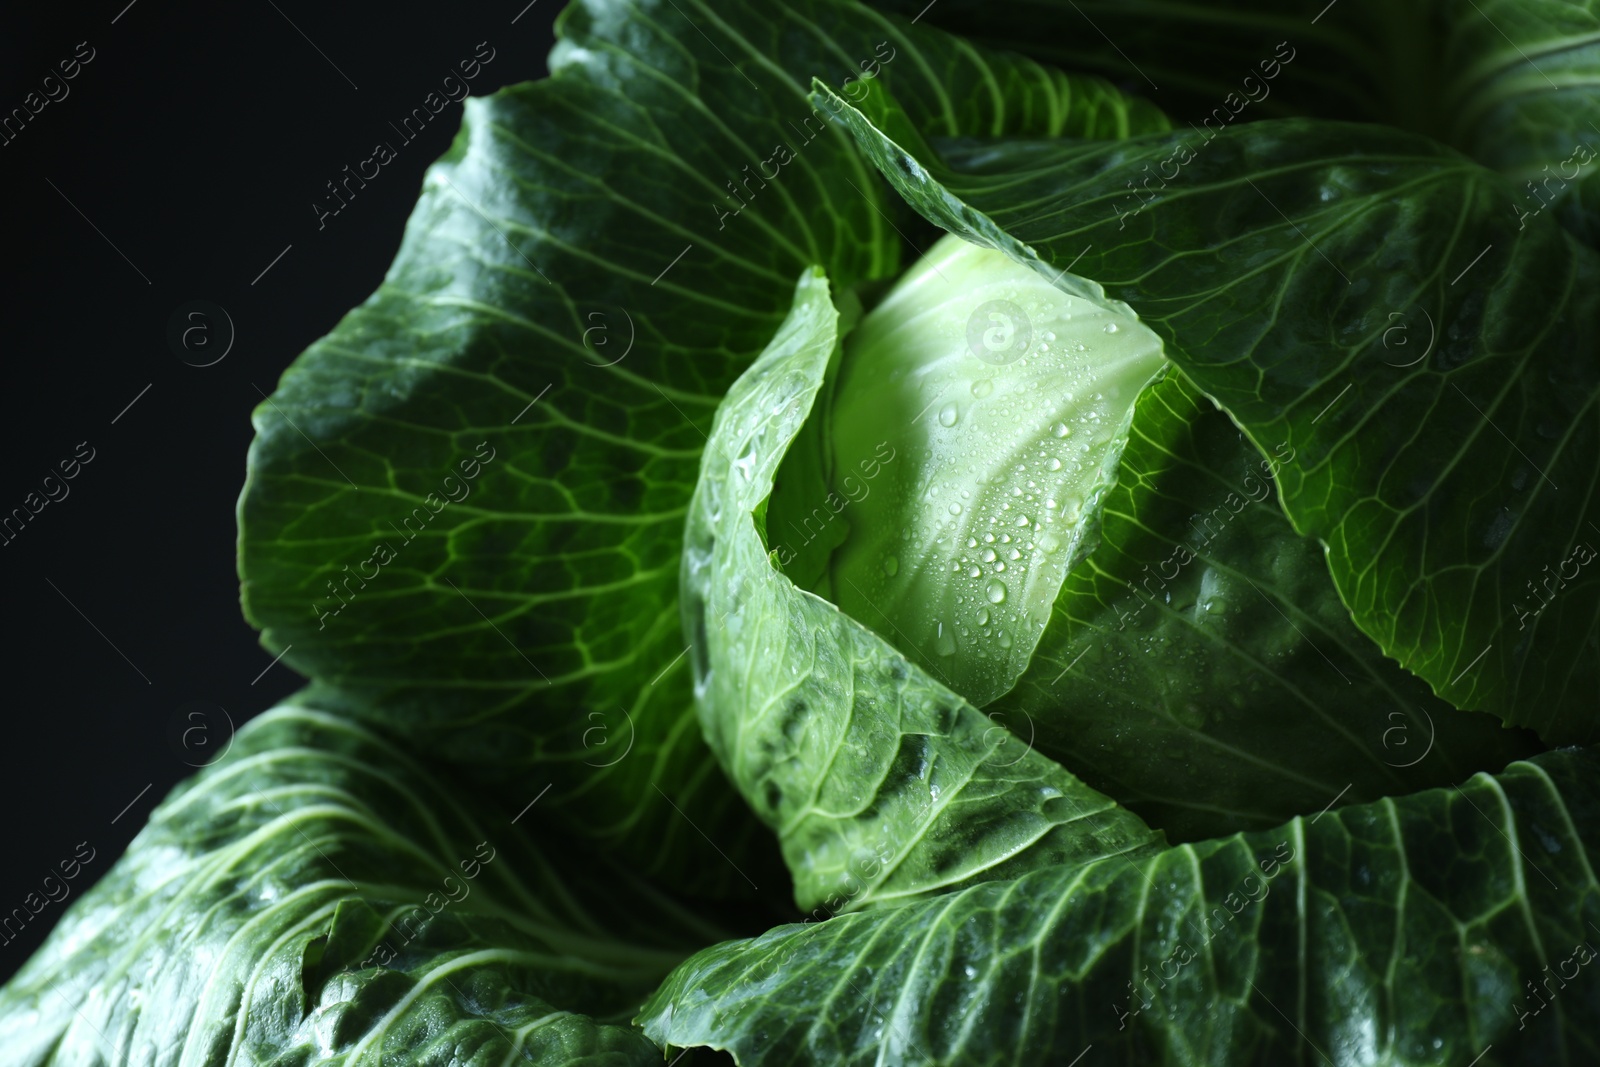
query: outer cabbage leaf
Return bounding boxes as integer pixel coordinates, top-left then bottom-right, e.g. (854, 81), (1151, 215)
(999, 370), (1540, 841)
(816, 83), (1600, 746)
(236, 0), (1171, 887)
(1427, 0), (1600, 242)
(871, 0), (1600, 243)
(0, 702), (724, 1066)
(682, 267), (1164, 914)
(642, 746), (1600, 1066)
(869, 0), (1375, 123)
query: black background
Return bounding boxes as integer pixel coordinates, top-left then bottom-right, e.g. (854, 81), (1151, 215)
(0, 0), (560, 981)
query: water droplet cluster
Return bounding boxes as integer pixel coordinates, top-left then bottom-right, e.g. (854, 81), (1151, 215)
(823, 234), (1167, 704)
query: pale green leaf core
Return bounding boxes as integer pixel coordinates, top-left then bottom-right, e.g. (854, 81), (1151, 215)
(823, 234), (1166, 705)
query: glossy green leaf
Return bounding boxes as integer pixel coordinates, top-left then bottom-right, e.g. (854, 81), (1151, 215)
(683, 267), (1164, 914)
(641, 746), (1600, 1066)
(0, 702), (728, 1066)
(869, 0), (1370, 123)
(815, 82), (1600, 745)
(1428, 0), (1600, 241)
(997, 370), (1540, 841)
(870, 0), (1600, 241)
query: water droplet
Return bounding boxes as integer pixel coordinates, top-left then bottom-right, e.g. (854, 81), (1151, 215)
(883, 555), (899, 577)
(976, 608), (990, 625)
(948, 502), (963, 515)
(1046, 458), (1062, 471)
(1103, 322), (1120, 333)
(1015, 515), (1031, 527)
(1039, 533), (1062, 554)
(935, 623), (957, 657)
(969, 565), (982, 578)
(971, 379), (994, 399)
(981, 548), (997, 563)
(1052, 422), (1070, 438)
(733, 450), (758, 481)
(938, 402), (959, 427)
(986, 579), (1007, 604)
